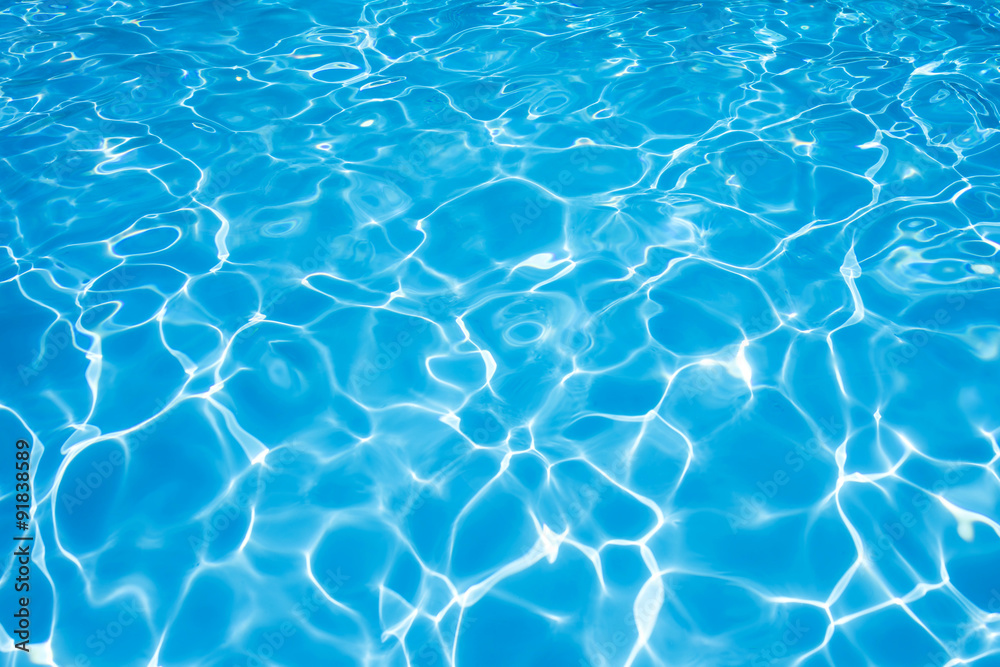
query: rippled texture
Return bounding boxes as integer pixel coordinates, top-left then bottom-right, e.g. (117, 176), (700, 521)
(2, 0), (1000, 665)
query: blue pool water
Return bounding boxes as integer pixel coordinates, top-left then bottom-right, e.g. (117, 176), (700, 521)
(2, 0), (1000, 665)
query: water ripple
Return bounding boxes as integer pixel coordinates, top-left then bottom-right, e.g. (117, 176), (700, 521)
(2, 0), (1000, 665)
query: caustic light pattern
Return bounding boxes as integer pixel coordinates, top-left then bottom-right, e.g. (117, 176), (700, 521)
(1, 0), (1000, 666)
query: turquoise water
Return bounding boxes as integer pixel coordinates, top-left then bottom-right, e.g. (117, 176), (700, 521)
(2, 0), (1000, 665)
